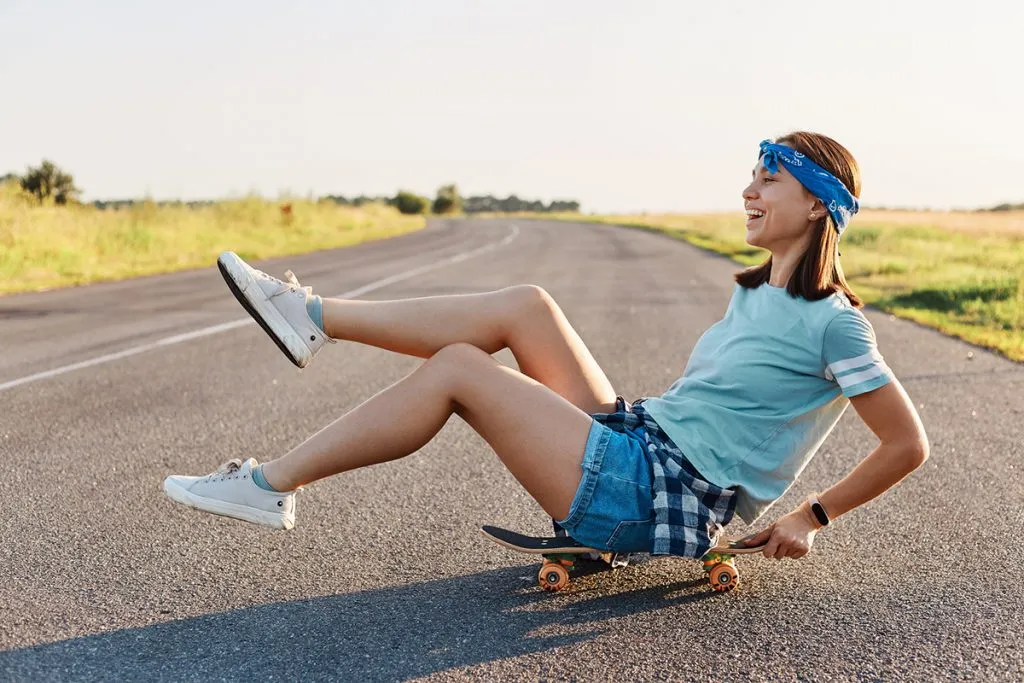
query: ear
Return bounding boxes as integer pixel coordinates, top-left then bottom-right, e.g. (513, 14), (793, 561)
(807, 198), (826, 221)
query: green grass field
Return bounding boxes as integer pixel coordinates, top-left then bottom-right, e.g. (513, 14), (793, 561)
(534, 210), (1024, 362)
(0, 182), (425, 295)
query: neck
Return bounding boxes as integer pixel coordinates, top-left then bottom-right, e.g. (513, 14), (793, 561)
(767, 225), (816, 288)
(767, 247), (806, 288)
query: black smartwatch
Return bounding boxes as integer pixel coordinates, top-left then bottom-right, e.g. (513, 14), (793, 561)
(807, 494), (830, 527)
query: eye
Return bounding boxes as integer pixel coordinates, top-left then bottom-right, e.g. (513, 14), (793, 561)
(763, 176), (776, 182)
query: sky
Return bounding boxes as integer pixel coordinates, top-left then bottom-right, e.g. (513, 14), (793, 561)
(1, 1), (1022, 213)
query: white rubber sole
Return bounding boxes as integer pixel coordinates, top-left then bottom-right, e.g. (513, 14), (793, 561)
(217, 252), (313, 369)
(163, 477), (294, 530)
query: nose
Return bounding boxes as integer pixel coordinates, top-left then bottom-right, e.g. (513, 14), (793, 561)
(742, 180), (757, 201)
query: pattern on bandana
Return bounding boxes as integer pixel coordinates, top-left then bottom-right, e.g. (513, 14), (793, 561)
(758, 139), (859, 236)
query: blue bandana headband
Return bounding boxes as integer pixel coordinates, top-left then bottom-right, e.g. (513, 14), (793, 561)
(758, 140), (859, 237)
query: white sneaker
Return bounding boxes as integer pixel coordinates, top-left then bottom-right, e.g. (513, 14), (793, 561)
(217, 251), (335, 368)
(163, 458), (297, 529)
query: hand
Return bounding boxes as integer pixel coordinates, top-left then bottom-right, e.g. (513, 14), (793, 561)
(742, 502), (821, 560)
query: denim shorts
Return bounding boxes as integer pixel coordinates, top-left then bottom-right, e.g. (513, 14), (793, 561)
(554, 399), (655, 553)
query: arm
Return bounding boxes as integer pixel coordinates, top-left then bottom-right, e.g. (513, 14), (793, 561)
(746, 379), (929, 559)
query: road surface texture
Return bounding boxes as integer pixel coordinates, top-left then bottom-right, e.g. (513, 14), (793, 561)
(1, 218), (1021, 681)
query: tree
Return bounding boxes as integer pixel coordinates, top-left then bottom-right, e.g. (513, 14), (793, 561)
(393, 190), (429, 215)
(460, 194), (581, 214)
(432, 183), (462, 214)
(20, 160), (80, 204)
(319, 194), (350, 205)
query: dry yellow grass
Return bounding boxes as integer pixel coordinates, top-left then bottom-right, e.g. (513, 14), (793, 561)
(856, 209), (1024, 236)
(0, 183), (425, 295)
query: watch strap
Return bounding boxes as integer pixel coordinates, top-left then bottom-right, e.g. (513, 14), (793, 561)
(807, 493), (830, 527)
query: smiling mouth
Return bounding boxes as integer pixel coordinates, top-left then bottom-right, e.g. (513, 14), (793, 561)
(745, 209), (765, 224)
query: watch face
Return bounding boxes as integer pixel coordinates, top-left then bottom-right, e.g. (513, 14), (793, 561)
(811, 503), (829, 525)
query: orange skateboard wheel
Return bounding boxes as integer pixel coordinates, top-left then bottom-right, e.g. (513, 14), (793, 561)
(538, 562), (571, 592)
(707, 563), (739, 592)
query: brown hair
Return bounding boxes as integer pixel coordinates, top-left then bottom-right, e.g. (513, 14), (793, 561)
(734, 131), (863, 307)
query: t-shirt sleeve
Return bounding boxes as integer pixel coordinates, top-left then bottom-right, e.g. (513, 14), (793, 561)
(822, 308), (893, 397)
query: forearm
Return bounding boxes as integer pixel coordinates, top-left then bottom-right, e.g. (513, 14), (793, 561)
(815, 440), (929, 522)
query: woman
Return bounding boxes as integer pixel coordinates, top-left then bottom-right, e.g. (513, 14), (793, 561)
(163, 131), (930, 561)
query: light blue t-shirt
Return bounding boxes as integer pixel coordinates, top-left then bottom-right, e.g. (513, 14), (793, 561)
(641, 282), (893, 525)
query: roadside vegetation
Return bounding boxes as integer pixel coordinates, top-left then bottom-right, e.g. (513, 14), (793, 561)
(0, 161), (579, 296)
(0, 174), (424, 295)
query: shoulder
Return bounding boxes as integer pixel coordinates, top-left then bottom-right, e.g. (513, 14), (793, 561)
(776, 287), (862, 337)
(811, 294), (882, 370)
(822, 300), (875, 340)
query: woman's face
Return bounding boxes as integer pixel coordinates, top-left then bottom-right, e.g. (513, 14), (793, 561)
(741, 158), (819, 252)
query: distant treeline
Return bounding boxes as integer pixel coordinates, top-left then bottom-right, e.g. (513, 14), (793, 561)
(865, 203), (1024, 212)
(92, 193), (581, 214)
(3, 161), (581, 214)
(91, 198), (218, 210)
(302, 193), (580, 214)
(461, 195), (580, 213)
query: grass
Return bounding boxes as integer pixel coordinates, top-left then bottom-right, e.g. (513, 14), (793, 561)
(0, 182), (425, 295)
(525, 209), (1024, 363)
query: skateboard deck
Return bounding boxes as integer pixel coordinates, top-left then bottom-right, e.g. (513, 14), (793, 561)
(481, 525), (767, 593)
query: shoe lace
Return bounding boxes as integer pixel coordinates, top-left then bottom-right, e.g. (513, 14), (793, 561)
(219, 459), (243, 474)
(204, 458), (305, 494)
(263, 269), (312, 299)
(203, 458), (243, 481)
(284, 270), (312, 295)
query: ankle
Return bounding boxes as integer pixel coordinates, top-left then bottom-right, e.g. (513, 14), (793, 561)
(251, 464), (280, 492)
(305, 294), (325, 334)
(259, 462), (292, 492)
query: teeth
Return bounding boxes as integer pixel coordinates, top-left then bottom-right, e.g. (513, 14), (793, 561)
(746, 209), (765, 218)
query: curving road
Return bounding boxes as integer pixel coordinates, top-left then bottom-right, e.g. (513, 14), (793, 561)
(1, 218), (1021, 681)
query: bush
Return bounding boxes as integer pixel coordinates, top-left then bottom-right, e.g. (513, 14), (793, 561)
(432, 183), (462, 214)
(394, 190), (429, 215)
(20, 160), (80, 204)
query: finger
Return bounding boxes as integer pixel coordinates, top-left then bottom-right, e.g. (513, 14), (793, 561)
(772, 538), (795, 560)
(762, 536), (780, 559)
(744, 525), (774, 547)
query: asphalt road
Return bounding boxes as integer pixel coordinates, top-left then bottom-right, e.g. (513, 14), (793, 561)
(1, 218), (1021, 682)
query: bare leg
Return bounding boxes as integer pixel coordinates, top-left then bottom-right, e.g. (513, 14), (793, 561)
(261, 343), (595, 520)
(322, 285), (618, 413)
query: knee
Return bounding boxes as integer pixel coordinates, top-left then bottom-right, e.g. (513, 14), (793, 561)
(505, 284), (555, 315)
(428, 342), (492, 368)
(425, 343), (494, 395)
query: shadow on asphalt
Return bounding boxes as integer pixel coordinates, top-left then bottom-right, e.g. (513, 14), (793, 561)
(0, 565), (716, 681)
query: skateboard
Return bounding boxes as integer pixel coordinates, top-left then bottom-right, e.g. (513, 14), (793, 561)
(481, 525), (767, 593)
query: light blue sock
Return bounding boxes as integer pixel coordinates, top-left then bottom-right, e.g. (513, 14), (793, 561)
(305, 294), (324, 333)
(251, 464), (281, 492)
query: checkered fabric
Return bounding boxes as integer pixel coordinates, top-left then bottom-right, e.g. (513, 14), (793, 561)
(596, 397), (738, 558)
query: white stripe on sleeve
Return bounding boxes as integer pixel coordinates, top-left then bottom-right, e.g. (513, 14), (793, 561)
(834, 363), (891, 390)
(827, 350), (882, 376)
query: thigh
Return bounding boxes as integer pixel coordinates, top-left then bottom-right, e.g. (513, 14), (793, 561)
(438, 343), (596, 520)
(505, 286), (618, 414)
